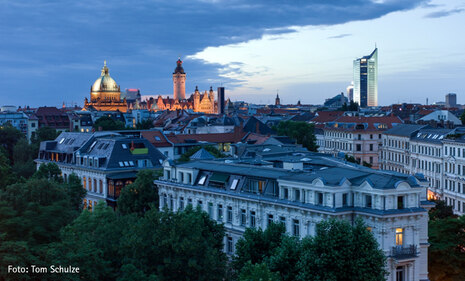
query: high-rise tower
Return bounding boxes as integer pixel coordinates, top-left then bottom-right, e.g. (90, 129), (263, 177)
(173, 58), (186, 100)
(353, 48), (378, 107)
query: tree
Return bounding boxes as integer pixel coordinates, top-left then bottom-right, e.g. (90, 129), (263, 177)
(135, 119), (154, 130)
(428, 201), (465, 281)
(12, 138), (37, 178)
(0, 152), (14, 188)
(0, 124), (23, 163)
(178, 145), (226, 162)
(233, 222), (286, 272)
(275, 121), (318, 152)
(31, 126), (59, 145)
(267, 235), (302, 281)
(121, 206), (227, 281)
(0, 174), (85, 280)
(34, 162), (63, 182)
(460, 110), (465, 124)
(93, 116), (126, 131)
(117, 169), (161, 215)
(297, 218), (386, 281)
(239, 261), (280, 281)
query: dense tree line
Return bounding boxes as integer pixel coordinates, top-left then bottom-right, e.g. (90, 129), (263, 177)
(428, 200), (465, 281)
(234, 220), (387, 281)
(274, 120), (318, 152)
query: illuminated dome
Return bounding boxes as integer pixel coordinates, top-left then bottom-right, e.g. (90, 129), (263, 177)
(91, 61), (120, 93)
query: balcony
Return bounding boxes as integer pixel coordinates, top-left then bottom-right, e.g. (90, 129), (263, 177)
(391, 245), (418, 259)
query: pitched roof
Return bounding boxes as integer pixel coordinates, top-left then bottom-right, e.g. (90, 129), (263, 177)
(190, 148), (215, 160)
(383, 124), (428, 137)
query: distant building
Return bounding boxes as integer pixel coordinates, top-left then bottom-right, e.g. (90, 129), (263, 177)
(353, 48), (378, 107)
(418, 110), (462, 126)
(217, 87), (225, 114)
(83, 61), (128, 112)
(445, 93), (457, 107)
(173, 58), (186, 101)
(0, 109), (38, 142)
(36, 132), (165, 209)
(122, 89), (141, 109)
(346, 83), (354, 101)
(35, 106), (70, 132)
(275, 93), (280, 106)
(323, 92), (348, 108)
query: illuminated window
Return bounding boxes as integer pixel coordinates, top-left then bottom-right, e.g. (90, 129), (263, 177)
(366, 227), (372, 232)
(83, 177), (87, 189)
(396, 228), (403, 246)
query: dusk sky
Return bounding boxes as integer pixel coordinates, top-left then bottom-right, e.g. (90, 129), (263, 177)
(1, 0), (464, 107)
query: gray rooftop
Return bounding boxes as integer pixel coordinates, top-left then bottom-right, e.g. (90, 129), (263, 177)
(383, 124), (428, 137)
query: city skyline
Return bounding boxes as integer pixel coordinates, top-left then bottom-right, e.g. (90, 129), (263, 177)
(1, 0), (464, 107)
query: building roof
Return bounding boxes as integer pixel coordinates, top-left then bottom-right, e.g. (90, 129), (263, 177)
(326, 115), (403, 131)
(383, 124), (428, 137)
(190, 148), (215, 160)
(411, 128), (456, 144)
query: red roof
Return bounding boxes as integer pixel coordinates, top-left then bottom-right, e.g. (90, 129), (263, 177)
(327, 115), (403, 131)
(311, 111), (345, 123)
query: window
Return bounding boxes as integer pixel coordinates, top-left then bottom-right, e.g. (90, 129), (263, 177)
(227, 237), (233, 254)
(295, 189), (300, 201)
(198, 175), (207, 185)
(227, 206), (233, 223)
(267, 214), (274, 226)
(250, 211), (256, 228)
(170, 195), (174, 210)
(240, 209), (246, 226)
(93, 179), (97, 192)
(245, 179), (265, 193)
(284, 188), (289, 199)
(198, 200), (203, 210)
(317, 192), (324, 205)
(293, 219), (300, 237)
(365, 195), (372, 208)
(397, 196), (404, 209)
(208, 202), (213, 218)
(396, 228), (403, 246)
(99, 180), (103, 194)
(279, 216), (286, 230)
(369, 144), (373, 151)
(396, 266), (405, 281)
(217, 204), (223, 222)
(356, 144), (361, 151)
(370, 134), (373, 139)
(342, 193), (348, 207)
(230, 179), (239, 190)
(179, 197), (184, 210)
(187, 198), (192, 206)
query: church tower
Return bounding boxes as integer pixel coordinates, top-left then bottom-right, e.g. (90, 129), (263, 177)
(173, 58), (186, 100)
(275, 93), (280, 106)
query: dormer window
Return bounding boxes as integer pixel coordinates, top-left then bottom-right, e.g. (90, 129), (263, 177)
(397, 196), (404, 209)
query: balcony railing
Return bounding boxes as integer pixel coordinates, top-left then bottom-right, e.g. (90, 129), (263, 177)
(391, 245), (418, 259)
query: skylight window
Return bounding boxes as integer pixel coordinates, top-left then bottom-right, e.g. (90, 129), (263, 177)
(122, 144), (128, 149)
(198, 175), (207, 185)
(129, 161), (134, 166)
(124, 161), (129, 167)
(155, 136), (161, 141)
(59, 138), (65, 144)
(119, 162), (124, 167)
(230, 179), (239, 190)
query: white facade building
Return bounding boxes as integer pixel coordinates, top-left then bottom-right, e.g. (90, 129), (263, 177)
(156, 159), (432, 281)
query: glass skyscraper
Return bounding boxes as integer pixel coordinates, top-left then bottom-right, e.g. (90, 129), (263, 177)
(353, 48), (378, 107)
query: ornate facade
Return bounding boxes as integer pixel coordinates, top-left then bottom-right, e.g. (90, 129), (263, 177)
(83, 61), (128, 112)
(149, 86), (216, 114)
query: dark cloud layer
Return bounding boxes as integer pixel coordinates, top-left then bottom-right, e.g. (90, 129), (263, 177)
(0, 0), (427, 106)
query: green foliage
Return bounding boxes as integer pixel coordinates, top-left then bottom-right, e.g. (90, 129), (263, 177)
(117, 170), (160, 216)
(0, 124), (23, 163)
(178, 145), (226, 162)
(234, 219), (386, 281)
(31, 126), (59, 145)
(338, 101), (359, 111)
(0, 173), (85, 281)
(34, 162), (63, 182)
(233, 222), (286, 273)
(12, 138), (37, 178)
(429, 200), (456, 220)
(297, 218), (386, 281)
(135, 119), (154, 130)
(239, 261), (280, 281)
(429, 207), (465, 281)
(275, 120), (318, 152)
(345, 155), (359, 164)
(93, 116), (126, 131)
(362, 161), (372, 168)
(0, 152), (14, 187)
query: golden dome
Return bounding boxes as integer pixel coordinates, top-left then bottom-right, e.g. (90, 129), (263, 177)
(91, 61), (120, 93)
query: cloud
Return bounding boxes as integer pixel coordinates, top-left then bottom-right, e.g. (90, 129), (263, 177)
(327, 33), (352, 39)
(425, 8), (464, 18)
(0, 0), (429, 106)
